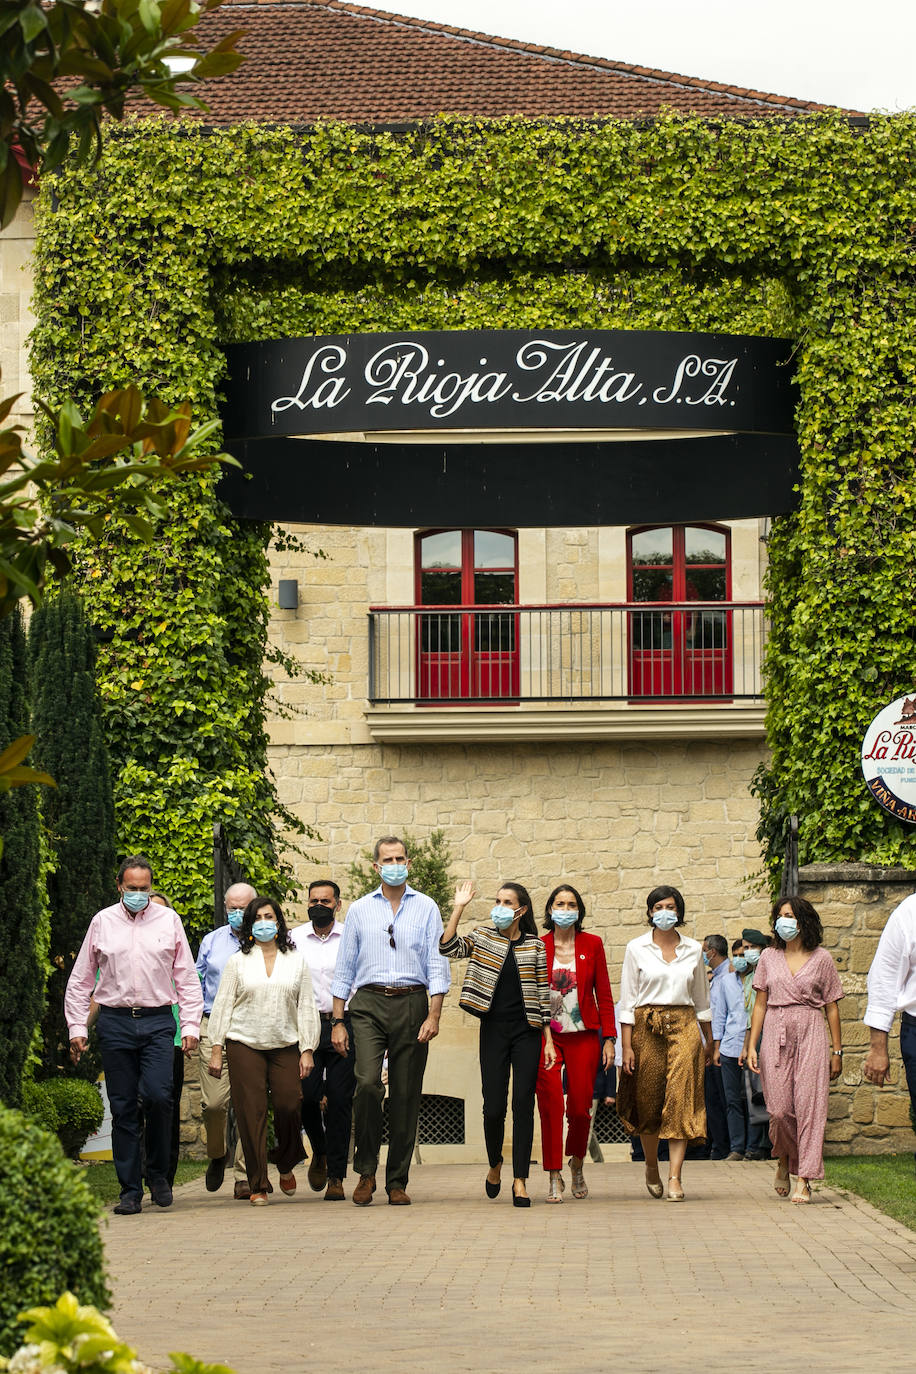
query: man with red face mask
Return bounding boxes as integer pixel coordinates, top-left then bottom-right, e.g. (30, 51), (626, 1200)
(292, 879), (356, 1201)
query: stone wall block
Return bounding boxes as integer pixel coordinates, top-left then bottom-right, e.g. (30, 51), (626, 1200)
(851, 1087), (875, 1124)
(875, 1096), (914, 1128)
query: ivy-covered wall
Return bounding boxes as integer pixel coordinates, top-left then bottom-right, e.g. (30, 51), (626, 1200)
(29, 114), (916, 925)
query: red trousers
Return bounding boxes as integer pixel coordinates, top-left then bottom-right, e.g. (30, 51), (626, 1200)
(536, 1029), (601, 1170)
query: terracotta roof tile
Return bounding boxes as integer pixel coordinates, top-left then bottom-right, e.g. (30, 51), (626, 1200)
(142, 0), (848, 125)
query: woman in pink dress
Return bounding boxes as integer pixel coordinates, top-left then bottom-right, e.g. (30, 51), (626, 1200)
(747, 896), (843, 1204)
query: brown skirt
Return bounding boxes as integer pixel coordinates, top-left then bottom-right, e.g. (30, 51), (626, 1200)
(616, 1005), (707, 1142)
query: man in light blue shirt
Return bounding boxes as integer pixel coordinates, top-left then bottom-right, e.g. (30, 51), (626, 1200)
(195, 882), (256, 1197)
(704, 934), (750, 1160)
(331, 836), (450, 1207)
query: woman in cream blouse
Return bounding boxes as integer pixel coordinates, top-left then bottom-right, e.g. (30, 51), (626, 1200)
(208, 896), (320, 1205)
(616, 885), (712, 1203)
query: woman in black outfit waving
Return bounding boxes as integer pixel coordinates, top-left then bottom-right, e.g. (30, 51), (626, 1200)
(441, 881), (555, 1206)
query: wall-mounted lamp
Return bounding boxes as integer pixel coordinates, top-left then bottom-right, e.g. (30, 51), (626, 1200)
(278, 579), (299, 610)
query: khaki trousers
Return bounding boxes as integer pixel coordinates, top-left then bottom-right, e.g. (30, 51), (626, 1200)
(197, 1014), (246, 1181)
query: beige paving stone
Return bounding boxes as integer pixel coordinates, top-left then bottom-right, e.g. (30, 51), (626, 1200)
(100, 1161), (916, 1373)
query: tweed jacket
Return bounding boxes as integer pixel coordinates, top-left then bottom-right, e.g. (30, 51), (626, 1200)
(439, 927), (550, 1030)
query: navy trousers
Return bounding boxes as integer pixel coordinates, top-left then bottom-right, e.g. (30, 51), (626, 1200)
(703, 1064), (730, 1158)
(719, 1054), (749, 1154)
(97, 1006), (175, 1205)
(901, 1012), (916, 1160)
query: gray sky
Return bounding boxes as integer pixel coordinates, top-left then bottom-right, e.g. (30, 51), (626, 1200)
(369, 0), (916, 112)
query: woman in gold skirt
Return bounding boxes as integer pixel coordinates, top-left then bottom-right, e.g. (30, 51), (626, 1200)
(616, 886), (712, 1202)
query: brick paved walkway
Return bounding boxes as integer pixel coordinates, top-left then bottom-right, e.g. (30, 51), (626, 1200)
(104, 1161), (915, 1373)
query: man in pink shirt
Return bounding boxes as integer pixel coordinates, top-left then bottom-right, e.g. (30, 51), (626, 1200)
(66, 854), (203, 1214)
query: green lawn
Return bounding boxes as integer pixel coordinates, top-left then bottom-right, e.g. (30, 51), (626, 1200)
(823, 1153), (916, 1231)
(78, 1159), (208, 1206)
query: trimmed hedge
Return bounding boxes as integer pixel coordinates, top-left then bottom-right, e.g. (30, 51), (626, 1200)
(0, 1106), (109, 1356)
(41, 1078), (105, 1160)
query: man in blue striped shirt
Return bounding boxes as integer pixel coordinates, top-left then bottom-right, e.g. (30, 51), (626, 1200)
(331, 836), (450, 1206)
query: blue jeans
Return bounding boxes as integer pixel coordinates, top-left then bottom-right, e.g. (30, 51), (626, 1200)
(900, 1013), (916, 1160)
(719, 1054), (748, 1154)
(96, 1006), (175, 1204)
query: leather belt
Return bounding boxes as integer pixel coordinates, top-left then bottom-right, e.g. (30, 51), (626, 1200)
(101, 1004), (172, 1019)
(361, 983), (425, 998)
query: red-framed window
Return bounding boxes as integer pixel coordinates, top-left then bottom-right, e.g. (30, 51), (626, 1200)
(415, 529), (519, 700)
(626, 524), (733, 697)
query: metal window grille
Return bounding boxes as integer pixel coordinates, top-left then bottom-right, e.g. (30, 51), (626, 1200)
(381, 1094), (465, 1145)
(592, 1102), (630, 1145)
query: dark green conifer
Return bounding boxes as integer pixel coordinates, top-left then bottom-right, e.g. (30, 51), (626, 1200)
(0, 610), (44, 1105)
(30, 591), (116, 1079)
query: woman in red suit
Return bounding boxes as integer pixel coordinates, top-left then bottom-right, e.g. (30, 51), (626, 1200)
(536, 885), (617, 1202)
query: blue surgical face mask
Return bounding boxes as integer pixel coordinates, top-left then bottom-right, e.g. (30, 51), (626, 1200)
(491, 906), (517, 930)
(732, 955), (749, 973)
(122, 890), (150, 914)
(226, 909), (245, 931)
(744, 948), (761, 966)
(252, 919), (278, 943)
(702, 951), (711, 966)
(379, 862), (408, 886)
(651, 909), (678, 931)
(775, 916), (799, 942)
(551, 910), (578, 928)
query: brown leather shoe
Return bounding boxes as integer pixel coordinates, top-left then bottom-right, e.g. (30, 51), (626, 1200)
(307, 1154), (328, 1192)
(325, 1177), (345, 1201)
(352, 1174), (376, 1206)
(234, 1181), (251, 1201)
(387, 1187), (411, 1205)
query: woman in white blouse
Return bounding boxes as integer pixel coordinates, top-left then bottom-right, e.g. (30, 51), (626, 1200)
(616, 886), (712, 1203)
(208, 896), (320, 1205)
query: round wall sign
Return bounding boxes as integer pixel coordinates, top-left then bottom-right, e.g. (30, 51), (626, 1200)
(861, 695), (916, 825)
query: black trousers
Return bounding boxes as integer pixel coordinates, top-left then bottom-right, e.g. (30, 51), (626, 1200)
(96, 1006), (174, 1205)
(479, 1016), (542, 1180)
(300, 1016), (356, 1180)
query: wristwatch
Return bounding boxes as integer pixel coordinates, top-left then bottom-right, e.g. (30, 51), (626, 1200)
(330, 1017), (347, 1027)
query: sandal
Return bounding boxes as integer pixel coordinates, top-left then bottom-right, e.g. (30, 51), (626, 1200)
(645, 1167), (664, 1199)
(546, 1171), (564, 1203)
(569, 1157), (588, 1199)
(666, 1176), (685, 1202)
(774, 1161), (791, 1198)
(791, 1179), (812, 1205)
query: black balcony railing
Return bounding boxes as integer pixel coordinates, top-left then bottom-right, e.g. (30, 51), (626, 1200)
(368, 602), (767, 705)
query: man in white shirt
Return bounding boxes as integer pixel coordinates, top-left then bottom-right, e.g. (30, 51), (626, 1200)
(292, 879), (356, 1201)
(863, 890), (916, 1156)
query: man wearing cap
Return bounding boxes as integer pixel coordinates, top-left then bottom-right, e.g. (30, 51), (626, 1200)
(863, 891), (916, 1160)
(330, 836), (450, 1207)
(738, 927), (771, 1159)
(195, 881), (256, 1198)
(66, 855), (203, 1215)
(291, 878), (356, 1201)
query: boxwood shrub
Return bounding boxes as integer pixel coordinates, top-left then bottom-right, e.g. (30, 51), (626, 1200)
(40, 1078), (105, 1159)
(0, 1106), (109, 1355)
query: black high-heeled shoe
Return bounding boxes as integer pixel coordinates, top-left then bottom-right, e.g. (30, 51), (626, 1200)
(486, 1157), (502, 1198)
(512, 1184), (531, 1208)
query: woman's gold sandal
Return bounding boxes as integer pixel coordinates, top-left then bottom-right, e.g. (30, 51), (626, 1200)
(645, 1167), (664, 1199)
(666, 1176), (685, 1202)
(774, 1163), (791, 1198)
